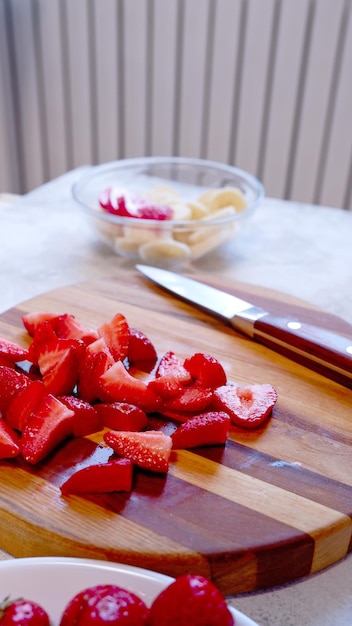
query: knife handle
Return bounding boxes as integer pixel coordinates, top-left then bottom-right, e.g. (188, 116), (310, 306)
(253, 314), (352, 388)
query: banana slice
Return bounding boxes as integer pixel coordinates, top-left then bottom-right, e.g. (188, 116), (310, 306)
(197, 189), (217, 208)
(168, 202), (192, 220)
(187, 200), (210, 220)
(145, 185), (181, 205)
(208, 187), (247, 213)
(189, 223), (238, 259)
(139, 239), (191, 262)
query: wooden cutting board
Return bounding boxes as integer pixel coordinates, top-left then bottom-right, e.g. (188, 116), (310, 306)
(0, 270), (351, 595)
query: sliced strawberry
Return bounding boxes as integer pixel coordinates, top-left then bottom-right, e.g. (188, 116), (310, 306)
(95, 402), (148, 431)
(134, 203), (173, 220)
(53, 313), (99, 345)
(27, 320), (60, 366)
(0, 336), (29, 363)
(156, 351), (192, 384)
(0, 365), (31, 414)
(59, 395), (102, 437)
(5, 379), (46, 432)
(162, 384), (213, 414)
(0, 355), (14, 368)
(29, 322), (81, 396)
(148, 374), (186, 399)
(97, 312), (130, 361)
(98, 360), (161, 412)
(214, 383), (278, 429)
(22, 311), (60, 337)
(184, 352), (227, 388)
(104, 429), (172, 473)
(127, 327), (158, 371)
(60, 458), (133, 495)
(0, 418), (21, 458)
(171, 411), (230, 449)
(21, 394), (74, 464)
(77, 337), (114, 403)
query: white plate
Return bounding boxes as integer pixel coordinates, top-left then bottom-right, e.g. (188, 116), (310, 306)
(0, 557), (259, 625)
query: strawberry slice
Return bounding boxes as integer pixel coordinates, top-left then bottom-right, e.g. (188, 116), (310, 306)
(0, 418), (21, 458)
(97, 312), (130, 361)
(214, 383), (278, 429)
(171, 411), (230, 449)
(5, 379), (46, 432)
(53, 313), (99, 345)
(0, 365), (31, 415)
(183, 352), (227, 389)
(98, 360), (161, 412)
(95, 402), (148, 432)
(0, 336), (29, 363)
(0, 355), (14, 368)
(162, 384), (213, 414)
(21, 394), (75, 464)
(127, 327), (158, 371)
(77, 339), (114, 403)
(22, 311), (60, 337)
(59, 395), (102, 437)
(104, 429), (172, 473)
(156, 351), (192, 384)
(29, 321), (81, 396)
(99, 187), (174, 220)
(60, 458), (133, 495)
(148, 374), (186, 399)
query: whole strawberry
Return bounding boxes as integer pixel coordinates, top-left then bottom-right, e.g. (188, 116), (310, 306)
(0, 597), (50, 625)
(59, 584), (149, 625)
(147, 574), (234, 626)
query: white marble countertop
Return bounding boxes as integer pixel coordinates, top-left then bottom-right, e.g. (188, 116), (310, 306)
(0, 167), (351, 625)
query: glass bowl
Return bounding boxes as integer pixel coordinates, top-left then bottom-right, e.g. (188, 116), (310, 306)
(72, 157), (264, 267)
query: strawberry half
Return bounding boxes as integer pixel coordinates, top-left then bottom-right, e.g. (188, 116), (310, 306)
(104, 429), (172, 473)
(60, 458), (133, 495)
(21, 394), (75, 464)
(148, 574), (234, 626)
(95, 402), (148, 432)
(0, 419), (21, 459)
(214, 383), (278, 429)
(171, 411), (231, 449)
(183, 352), (227, 388)
(97, 312), (130, 361)
(98, 360), (161, 412)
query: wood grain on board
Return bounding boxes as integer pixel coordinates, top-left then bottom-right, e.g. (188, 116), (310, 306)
(0, 270), (351, 594)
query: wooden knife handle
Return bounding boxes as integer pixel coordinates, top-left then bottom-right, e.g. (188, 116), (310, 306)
(253, 314), (352, 388)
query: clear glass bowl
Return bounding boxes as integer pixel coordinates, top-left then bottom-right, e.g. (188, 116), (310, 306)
(72, 157), (264, 267)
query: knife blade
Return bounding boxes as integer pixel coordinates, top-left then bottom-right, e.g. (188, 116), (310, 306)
(136, 264), (352, 388)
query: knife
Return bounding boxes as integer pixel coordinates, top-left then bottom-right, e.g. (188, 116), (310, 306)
(136, 264), (352, 389)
